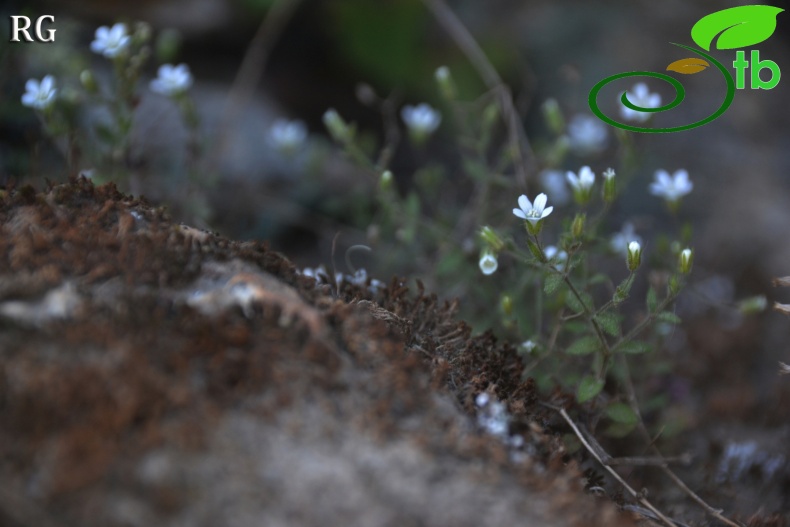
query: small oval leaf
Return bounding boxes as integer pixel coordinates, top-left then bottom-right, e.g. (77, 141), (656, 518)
(691, 5), (784, 51)
(666, 57), (710, 74)
(577, 376), (605, 403)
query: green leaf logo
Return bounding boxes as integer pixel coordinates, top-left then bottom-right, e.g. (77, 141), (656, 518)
(691, 5), (784, 51)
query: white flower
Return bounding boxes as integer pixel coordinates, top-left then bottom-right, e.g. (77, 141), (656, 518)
(544, 245), (568, 270)
(401, 103), (441, 135)
(150, 64), (193, 96)
(520, 340), (537, 353)
(513, 193), (554, 224)
(567, 115), (608, 155)
(603, 168), (615, 180)
(21, 76), (57, 110)
(650, 169), (693, 202)
(479, 253), (498, 275)
(610, 222), (641, 255)
(267, 118), (307, 153)
(566, 166), (595, 192)
(619, 83), (661, 122)
(90, 23), (131, 58)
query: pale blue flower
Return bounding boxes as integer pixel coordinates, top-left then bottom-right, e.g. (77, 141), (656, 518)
(21, 76), (57, 110)
(268, 119), (307, 153)
(567, 115), (608, 155)
(650, 169), (693, 202)
(401, 103), (441, 135)
(90, 23), (131, 58)
(150, 64), (193, 96)
(619, 83), (661, 122)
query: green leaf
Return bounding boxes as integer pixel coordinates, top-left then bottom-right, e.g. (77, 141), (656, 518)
(604, 421), (637, 438)
(589, 273), (609, 286)
(594, 311), (621, 338)
(646, 288), (658, 313)
(566, 336), (600, 356)
(564, 321), (588, 334)
(613, 276), (633, 304)
(617, 341), (652, 355)
(566, 290), (593, 314)
(544, 273), (564, 295)
(605, 402), (639, 425)
(657, 311), (682, 325)
(691, 5), (784, 51)
(526, 239), (545, 262)
(577, 376), (605, 403)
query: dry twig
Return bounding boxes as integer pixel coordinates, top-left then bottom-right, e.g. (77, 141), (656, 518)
(545, 404), (679, 527)
(421, 0), (534, 188)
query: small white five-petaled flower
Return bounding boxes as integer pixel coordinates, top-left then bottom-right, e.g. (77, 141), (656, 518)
(566, 166), (595, 192)
(649, 169), (693, 202)
(267, 119), (307, 153)
(619, 83), (661, 123)
(479, 253), (498, 275)
(21, 76), (57, 110)
(150, 64), (193, 96)
(401, 103), (442, 136)
(513, 193), (553, 224)
(90, 23), (131, 58)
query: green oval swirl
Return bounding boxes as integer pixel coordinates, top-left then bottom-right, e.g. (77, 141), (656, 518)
(588, 43), (735, 133)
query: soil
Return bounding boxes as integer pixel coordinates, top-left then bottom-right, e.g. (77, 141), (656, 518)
(0, 177), (634, 527)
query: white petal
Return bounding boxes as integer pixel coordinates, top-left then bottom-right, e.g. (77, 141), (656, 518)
(25, 78), (39, 92)
(513, 208), (527, 219)
(517, 194), (532, 212)
(533, 193), (548, 212)
(541, 205), (554, 218)
(40, 75), (54, 92)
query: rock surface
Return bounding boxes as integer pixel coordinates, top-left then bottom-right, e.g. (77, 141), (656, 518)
(0, 178), (632, 527)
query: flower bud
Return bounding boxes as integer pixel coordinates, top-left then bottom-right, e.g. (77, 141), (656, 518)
(739, 295), (767, 315)
(323, 108), (351, 143)
(379, 170), (393, 192)
(501, 295), (513, 316)
(80, 69), (98, 93)
(679, 247), (693, 274)
(571, 213), (586, 239)
(434, 65), (457, 101)
(602, 167), (616, 203)
(480, 226), (505, 252)
(627, 241), (642, 271)
(542, 98), (564, 136)
(479, 251), (498, 275)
